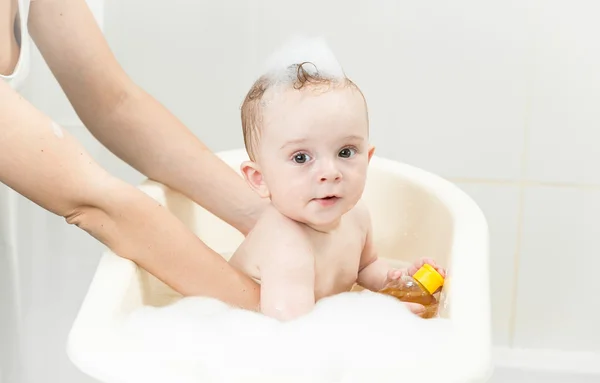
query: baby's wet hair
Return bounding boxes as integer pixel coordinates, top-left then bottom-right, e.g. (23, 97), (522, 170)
(241, 37), (365, 161)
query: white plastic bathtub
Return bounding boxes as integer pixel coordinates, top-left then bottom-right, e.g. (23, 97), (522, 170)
(66, 148), (492, 383)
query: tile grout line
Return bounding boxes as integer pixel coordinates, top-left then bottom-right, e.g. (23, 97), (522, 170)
(508, 183), (527, 347)
(507, 1), (539, 348)
(447, 178), (600, 190)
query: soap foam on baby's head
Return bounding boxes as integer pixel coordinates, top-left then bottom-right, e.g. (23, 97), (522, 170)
(263, 36), (347, 87)
(241, 36), (367, 161)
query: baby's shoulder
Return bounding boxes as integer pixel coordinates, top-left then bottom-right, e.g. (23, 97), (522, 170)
(246, 205), (311, 251)
(254, 204), (307, 235)
(230, 205), (310, 272)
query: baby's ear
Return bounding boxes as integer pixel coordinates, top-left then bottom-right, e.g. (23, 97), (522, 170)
(240, 161), (270, 198)
(367, 145), (376, 162)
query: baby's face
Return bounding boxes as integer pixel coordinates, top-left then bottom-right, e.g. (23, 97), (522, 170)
(254, 85), (372, 230)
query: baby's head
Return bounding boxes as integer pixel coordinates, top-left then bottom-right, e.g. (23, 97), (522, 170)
(240, 37), (374, 230)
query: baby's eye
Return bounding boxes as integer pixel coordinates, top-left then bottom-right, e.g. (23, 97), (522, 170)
(338, 148), (356, 158)
(293, 153), (311, 164)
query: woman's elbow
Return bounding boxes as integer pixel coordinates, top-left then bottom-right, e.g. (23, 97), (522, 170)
(63, 203), (119, 252)
(59, 178), (135, 258)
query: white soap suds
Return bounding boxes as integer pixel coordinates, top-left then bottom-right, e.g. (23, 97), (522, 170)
(51, 121), (64, 138)
(92, 291), (462, 383)
(262, 36), (347, 86)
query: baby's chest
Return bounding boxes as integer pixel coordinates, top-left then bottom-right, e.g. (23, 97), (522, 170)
(311, 229), (365, 298)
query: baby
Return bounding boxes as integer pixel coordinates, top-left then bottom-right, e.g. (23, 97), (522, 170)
(229, 37), (445, 321)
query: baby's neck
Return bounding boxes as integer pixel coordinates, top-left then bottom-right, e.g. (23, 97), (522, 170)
(301, 218), (342, 234)
(267, 203), (343, 233)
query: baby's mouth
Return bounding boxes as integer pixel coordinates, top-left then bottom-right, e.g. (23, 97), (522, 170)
(317, 194), (338, 200)
(313, 195), (340, 206)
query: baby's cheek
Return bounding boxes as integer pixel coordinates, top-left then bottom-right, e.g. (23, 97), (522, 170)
(271, 178), (305, 205)
(345, 170), (368, 194)
(344, 163), (368, 179)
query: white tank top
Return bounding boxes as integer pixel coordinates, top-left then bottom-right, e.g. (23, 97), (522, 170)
(1, 0), (31, 91)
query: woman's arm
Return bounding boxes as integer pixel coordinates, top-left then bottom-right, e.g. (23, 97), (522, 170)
(0, 79), (260, 310)
(0, 0), (19, 75)
(27, 0), (266, 236)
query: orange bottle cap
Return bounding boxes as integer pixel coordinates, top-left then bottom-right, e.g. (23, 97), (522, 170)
(413, 264), (444, 294)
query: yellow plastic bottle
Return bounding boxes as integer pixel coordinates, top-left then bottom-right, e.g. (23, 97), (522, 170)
(378, 264), (445, 318)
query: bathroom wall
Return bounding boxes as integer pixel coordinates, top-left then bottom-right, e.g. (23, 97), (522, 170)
(13, 0), (599, 382)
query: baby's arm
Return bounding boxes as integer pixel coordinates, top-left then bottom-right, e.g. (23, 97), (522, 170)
(256, 218), (315, 321)
(356, 212), (391, 291)
(356, 208), (446, 293)
(355, 211), (431, 317)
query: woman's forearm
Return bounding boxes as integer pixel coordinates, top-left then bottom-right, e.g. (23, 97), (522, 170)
(82, 86), (267, 236)
(0, 80), (260, 310)
(28, 0), (266, 235)
(71, 179), (261, 310)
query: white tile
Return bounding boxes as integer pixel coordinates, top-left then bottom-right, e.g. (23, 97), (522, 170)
(364, 1), (531, 180)
(454, 183), (521, 346)
(105, 0), (530, 178)
(513, 186), (600, 352)
(489, 367), (600, 383)
(526, 1), (600, 184)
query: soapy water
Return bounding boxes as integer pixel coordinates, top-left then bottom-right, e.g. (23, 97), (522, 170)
(82, 290), (466, 383)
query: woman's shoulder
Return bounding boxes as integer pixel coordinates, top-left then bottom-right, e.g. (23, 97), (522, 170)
(0, 0), (31, 90)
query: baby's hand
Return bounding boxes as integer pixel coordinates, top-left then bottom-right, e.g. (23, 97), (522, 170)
(406, 258), (446, 279)
(383, 258), (446, 317)
(385, 258), (446, 287)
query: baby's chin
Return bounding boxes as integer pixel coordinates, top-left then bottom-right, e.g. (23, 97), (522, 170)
(272, 198), (357, 230)
(298, 209), (353, 232)
(276, 209), (341, 231)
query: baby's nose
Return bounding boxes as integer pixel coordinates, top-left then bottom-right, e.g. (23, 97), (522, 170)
(320, 174), (341, 182)
(319, 164), (342, 182)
